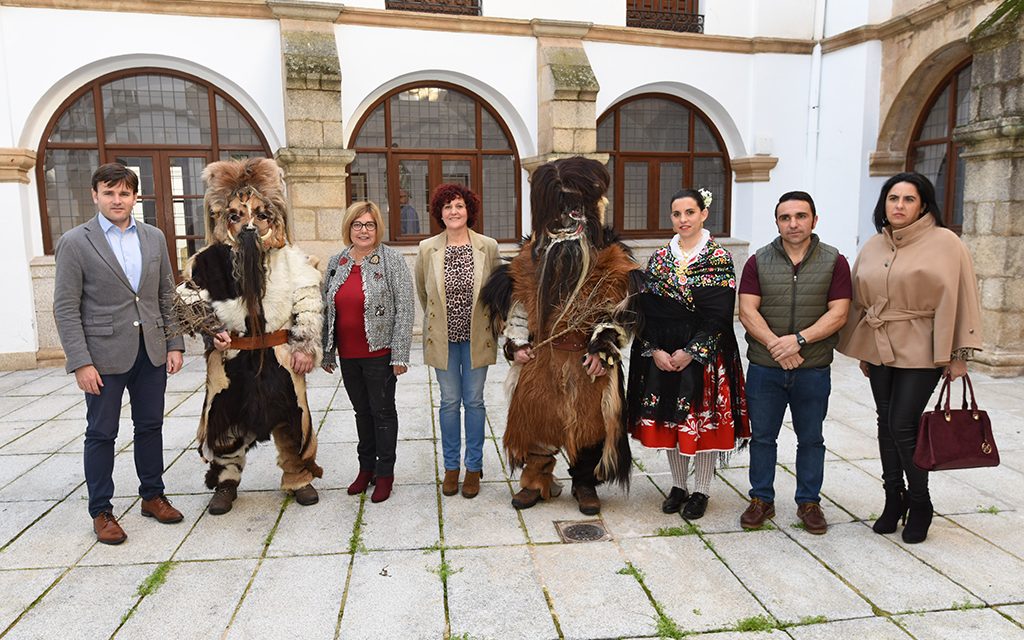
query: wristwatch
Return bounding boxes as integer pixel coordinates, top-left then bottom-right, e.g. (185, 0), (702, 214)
(796, 332), (807, 347)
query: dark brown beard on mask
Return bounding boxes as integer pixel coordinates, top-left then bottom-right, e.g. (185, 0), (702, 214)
(231, 228), (267, 338)
(535, 237), (593, 337)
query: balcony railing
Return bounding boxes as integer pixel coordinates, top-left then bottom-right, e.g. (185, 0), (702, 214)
(385, 0), (482, 16)
(626, 0), (705, 34)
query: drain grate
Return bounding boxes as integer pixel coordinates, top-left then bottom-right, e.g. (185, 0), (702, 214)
(554, 519), (611, 543)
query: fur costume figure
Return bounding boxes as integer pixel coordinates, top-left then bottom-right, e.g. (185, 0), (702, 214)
(482, 156), (640, 514)
(175, 158), (324, 515)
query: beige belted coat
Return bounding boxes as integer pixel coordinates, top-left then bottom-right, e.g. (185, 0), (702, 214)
(838, 214), (982, 368)
(414, 229), (502, 370)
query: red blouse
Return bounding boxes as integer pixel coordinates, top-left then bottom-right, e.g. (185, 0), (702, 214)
(334, 264), (391, 360)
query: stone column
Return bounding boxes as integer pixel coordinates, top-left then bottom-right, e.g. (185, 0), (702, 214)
(522, 19), (607, 174)
(269, 1), (356, 265)
(956, 0), (1024, 377)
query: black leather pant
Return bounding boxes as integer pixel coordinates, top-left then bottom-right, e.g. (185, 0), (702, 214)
(867, 364), (943, 502)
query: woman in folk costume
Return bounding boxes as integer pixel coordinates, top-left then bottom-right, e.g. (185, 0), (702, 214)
(174, 158), (324, 515)
(483, 156), (639, 516)
(626, 188), (750, 520)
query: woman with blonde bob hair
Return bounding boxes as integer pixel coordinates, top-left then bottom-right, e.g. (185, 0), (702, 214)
(321, 201), (414, 503)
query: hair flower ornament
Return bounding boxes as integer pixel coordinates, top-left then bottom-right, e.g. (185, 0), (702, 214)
(698, 188), (713, 210)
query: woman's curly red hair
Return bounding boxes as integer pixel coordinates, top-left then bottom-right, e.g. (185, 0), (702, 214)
(430, 183), (480, 228)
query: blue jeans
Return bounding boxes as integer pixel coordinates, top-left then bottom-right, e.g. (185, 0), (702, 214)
(434, 341), (489, 472)
(746, 363), (830, 504)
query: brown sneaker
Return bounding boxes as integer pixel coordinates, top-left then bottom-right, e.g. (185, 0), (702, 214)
(740, 497), (775, 530)
(797, 502), (828, 535)
(442, 469), (460, 497)
(571, 483), (601, 516)
(93, 511), (127, 545)
(461, 470), (482, 499)
(140, 495), (184, 524)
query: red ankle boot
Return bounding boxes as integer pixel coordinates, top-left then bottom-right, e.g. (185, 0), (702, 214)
(347, 470), (375, 495)
(371, 475), (394, 503)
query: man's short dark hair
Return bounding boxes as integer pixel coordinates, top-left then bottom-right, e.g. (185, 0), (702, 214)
(775, 191), (816, 217)
(91, 162), (139, 193)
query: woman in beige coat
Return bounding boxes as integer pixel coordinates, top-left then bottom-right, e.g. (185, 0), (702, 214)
(415, 184), (502, 499)
(839, 171), (982, 544)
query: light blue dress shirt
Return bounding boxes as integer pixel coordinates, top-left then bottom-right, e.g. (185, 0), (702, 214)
(97, 212), (142, 292)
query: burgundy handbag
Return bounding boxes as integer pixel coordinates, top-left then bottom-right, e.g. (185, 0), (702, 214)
(913, 373), (999, 471)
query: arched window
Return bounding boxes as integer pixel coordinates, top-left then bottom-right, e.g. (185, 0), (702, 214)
(908, 59), (972, 232)
(37, 68), (271, 276)
(597, 94), (731, 237)
(348, 82), (521, 242)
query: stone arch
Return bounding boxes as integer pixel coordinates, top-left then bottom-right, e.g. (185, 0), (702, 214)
(870, 40), (972, 176)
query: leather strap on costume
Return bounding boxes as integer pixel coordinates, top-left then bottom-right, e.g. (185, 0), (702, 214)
(228, 329), (289, 350)
(863, 302), (935, 364)
(551, 330), (588, 352)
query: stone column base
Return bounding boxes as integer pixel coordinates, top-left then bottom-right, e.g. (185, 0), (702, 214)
(972, 348), (1024, 378)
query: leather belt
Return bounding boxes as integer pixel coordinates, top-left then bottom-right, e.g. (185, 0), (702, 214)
(551, 330), (588, 352)
(228, 329), (289, 351)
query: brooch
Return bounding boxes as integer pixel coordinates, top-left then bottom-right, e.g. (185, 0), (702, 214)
(374, 272), (384, 280)
(375, 305), (386, 316)
(339, 258), (348, 266)
(369, 255), (381, 265)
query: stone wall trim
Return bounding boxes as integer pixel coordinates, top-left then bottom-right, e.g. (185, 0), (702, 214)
(731, 155), (778, 182)
(821, 0), (981, 53)
(0, 148), (36, 184)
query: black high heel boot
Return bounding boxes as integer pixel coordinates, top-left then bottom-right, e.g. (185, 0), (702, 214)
(872, 487), (909, 534)
(902, 498), (933, 544)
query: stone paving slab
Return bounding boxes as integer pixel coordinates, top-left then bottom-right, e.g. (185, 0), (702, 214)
(707, 529), (874, 623)
(266, 489), (358, 557)
(446, 546), (559, 640)
(785, 616), (911, 639)
(0, 453), (85, 502)
(648, 472), (753, 534)
(0, 453), (47, 490)
(718, 465), (849, 528)
(0, 421), (46, 449)
(948, 511), (1024, 559)
(999, 604), (1024, 625)
(116, 558), (258, 640)
(0, 568), (63, 634)
(174, 492), (282, 561)
(796, 521), (979, 613)
(620, 536), (767, 633)
(895, 608), (1024, 639)
(338, 549), (446, 640)
(440, 486), (527, 547)
(0, 500), (57, 549)
(0, 420), (80, 454)
(849, 458), (1017, 514)
(817, 459), (889, 522)
(359, 484), (441, 551)
(3, 564), (152, 640)
(820, 418), (882, 460)
(79, 494), (208, 567)
(600, 476), (692, 538)
(224, 554), (348, 640)
(395, 403), (436, 440)
(432, 436), (506, 480)
(396, 438), (439, 485)
(533, 541), (658, 640)
(893, 518), (1024, 604)
(311, 442), (361, 491)
(1, 395), (81, 423)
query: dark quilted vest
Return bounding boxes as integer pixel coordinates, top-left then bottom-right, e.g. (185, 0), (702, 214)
(746, 235), (839, 368)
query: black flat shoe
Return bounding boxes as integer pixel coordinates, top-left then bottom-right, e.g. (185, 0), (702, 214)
(661, 486), (689, 514)
(681, 492), (709, 520)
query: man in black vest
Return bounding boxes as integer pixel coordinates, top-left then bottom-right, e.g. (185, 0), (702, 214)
(738, 191), (851, 534)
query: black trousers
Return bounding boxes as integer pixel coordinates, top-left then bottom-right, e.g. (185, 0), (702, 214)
(339, 354), (399, 477)
(867, 364), (943, 502)
(568, 443), (603, 487)
(84, 333), (167, 517)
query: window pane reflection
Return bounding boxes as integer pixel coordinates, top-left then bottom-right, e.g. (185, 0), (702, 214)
(391, 88), (475, 149)
(102, 75), (211, 145)
(43, 149), (99, 248)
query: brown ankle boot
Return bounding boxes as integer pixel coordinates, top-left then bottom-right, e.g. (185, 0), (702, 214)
(462, 470), (482, 499)
(571, 482), (601, 515)
(442, 469), (460, 496)
(207, 481), (238, 515)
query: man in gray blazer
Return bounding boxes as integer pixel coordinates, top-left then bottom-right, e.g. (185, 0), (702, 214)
(54, 162), (186, 545)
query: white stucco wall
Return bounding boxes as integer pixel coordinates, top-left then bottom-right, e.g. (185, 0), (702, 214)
(824, 0), (894, 37)
(704, 0), (817, 39)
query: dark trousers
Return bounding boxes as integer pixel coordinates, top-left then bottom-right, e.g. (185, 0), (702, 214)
(84, 334), (167, 517)
(568, 443), (603, 487)
(867, 364), (943, 502)
(339, 354), (399, 477)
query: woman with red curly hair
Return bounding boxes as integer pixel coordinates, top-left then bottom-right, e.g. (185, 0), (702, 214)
(415, 183), (502, 499)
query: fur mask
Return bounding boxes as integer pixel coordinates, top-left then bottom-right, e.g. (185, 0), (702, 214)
(203, 158), (290, 249)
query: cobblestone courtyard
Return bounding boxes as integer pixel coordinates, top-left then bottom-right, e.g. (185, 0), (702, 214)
(1, 333), (1023, 639)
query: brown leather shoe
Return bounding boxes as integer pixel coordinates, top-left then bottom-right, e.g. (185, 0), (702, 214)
(511, 487), (541, 510)
(140, 495), (184, 524)
(462, 470), (482, 499)
(797, 502), (828, 535)
(740, 497), (775, 530)
(571, 483), (601, 516)
(208, 481), (238, 515)
(442, 469), (460, 497)
(93, 511), (127, 545)
(292, 484), (319, 506)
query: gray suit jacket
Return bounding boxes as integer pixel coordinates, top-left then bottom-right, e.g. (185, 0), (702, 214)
(53, 215), (185, 375)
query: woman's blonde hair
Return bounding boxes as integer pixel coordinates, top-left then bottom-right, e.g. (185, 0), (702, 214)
(341, 200), (385, 247)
